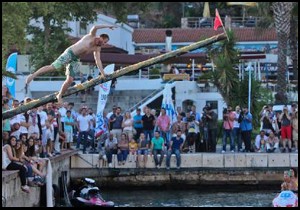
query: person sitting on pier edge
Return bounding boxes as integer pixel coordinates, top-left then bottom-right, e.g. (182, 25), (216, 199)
(2, 136), (31, 193)
(166, 130), (184, 170)
(137, 133), (149, 168)
(104, 133), (118, 168)
(150, 131), (165, 169)
(117, 133), (129, 165)
(266, 131), (279, 153)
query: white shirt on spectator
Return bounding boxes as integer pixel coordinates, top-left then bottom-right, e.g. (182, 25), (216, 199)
(77, 115), (90, 132)
(255, 134), (268, 149)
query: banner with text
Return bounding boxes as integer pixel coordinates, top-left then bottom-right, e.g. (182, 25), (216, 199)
(95, 64), (115, 138)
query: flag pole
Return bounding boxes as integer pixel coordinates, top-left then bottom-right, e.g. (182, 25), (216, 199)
(216, 9), (230, 41)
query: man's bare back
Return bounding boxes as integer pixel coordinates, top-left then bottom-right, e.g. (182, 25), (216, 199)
(69, 34), (98, 56)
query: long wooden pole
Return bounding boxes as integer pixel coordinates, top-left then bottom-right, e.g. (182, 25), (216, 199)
(2, 33), (226, 120)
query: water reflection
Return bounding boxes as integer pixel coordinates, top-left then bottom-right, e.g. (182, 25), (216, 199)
(102, 189), (276, 207)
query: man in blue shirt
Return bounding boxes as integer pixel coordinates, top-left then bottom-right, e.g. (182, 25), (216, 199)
(240, 107), (253, 152)
(133, 108), (143, 139)
(166, 130), (184, 170)
(150, 131), (165, 169)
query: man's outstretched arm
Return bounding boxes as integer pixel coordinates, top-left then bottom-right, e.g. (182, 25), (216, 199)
(89, 25), (117, 36)
(94, 47), (105, 77)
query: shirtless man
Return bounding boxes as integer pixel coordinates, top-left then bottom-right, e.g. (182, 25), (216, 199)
(25, 24), (117, 103)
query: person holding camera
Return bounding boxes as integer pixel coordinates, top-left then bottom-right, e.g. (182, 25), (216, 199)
(205, 106), (218, 152)
(221, 106), (235, 153)
(233, 106), (242, 152)
(279, 106), (292, 153)
(240, 107), (253, 152)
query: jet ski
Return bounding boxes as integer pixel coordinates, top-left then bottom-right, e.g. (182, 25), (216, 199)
(272, 190), (298, 207)
(69, 178), (114, 207)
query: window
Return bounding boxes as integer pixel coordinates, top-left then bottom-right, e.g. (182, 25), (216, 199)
(79, 22), (87, 35)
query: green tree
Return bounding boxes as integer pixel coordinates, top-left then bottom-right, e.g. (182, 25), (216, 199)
(271, 2), (295, 104)
(2, 2), (31, 79)
(250, 2), (296, 104)
(27, 2), (151, 75)
(199, 30), (273, 128)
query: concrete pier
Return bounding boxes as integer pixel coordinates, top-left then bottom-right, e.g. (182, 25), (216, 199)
(70, 153), (298, 188)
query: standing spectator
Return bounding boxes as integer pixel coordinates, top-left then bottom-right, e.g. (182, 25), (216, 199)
(58, 102), (68, 132)
(37, 106), (48, 157)
(76, 106), (91, 154)
(279, 106), (292, 153)
(254, 130), (268, 152)
(110, 107), (123, 141)
(137, 133), (149, 168)
(292, 110), (298, 152)
(171, 115), (186, 141)
(117, 133), (129, 165)
(240, 107), (253, 152)
(150, 131), (164, 169)
(64, 110), (75, 149)
(221, 106), (235, 153)
(261, 111), (274, 136)
(122, 111), (134, 141)
(166, 130), (184, 170)
(87, 108), (96, 152)
(104, 133), (118, 168)
(190, 105), (201, 152)
(206, 106), (218, 153)
(142, 107), (156, 141)
(266, 131), (280, 153)
(186, 115), (199, 153)
(133, 108), (143, 140)
(156, 108), (171, 149)
(233, 106), (242, 152)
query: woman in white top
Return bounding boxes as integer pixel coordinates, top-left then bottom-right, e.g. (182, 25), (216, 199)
(2, 136), (30, 193)
(122, 111), (134, 141)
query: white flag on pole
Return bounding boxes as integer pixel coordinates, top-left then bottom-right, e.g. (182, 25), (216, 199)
(95, 64), (115, 138)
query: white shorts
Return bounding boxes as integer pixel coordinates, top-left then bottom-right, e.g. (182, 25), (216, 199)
(65, 130), (73, 143)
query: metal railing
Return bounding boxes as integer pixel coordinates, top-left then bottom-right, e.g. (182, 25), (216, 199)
(128, 79), (176, 113)
(182, 16), (263, 28)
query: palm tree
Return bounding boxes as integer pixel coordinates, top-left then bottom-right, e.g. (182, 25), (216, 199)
(271, 2), (295, 104)
(198, 30), (239, 106)
(289, 3), (298, 81)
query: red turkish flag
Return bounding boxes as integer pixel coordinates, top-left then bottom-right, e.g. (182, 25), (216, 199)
(214, 9), (223, 31)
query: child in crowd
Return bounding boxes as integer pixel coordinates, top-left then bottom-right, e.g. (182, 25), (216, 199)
(128, 138), (138, 162)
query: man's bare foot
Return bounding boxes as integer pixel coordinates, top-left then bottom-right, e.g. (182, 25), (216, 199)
(26, 74), (35, 84)
(56, 93), (63, 104)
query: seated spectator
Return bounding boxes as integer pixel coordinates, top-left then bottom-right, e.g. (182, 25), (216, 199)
(117, 133), (129, 165)
(254, 130), (268, 152)
(128, 138), (138, 163)
(104, 133), (118, 168)
(2, 136), (30, 193)
(150, 131), (164, 169)
(266, 131), (279, 153)
(137, 133), (149, 168)
(166, 130), (184, 170)
(25, 137), (46, 172)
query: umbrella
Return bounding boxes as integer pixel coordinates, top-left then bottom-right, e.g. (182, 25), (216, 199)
(203, 2), (211, 18)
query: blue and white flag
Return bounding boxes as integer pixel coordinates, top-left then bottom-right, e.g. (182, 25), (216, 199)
(161, 83), (177, 124)
(6, 52), (17, 98)
(95, 64), (115, 138)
